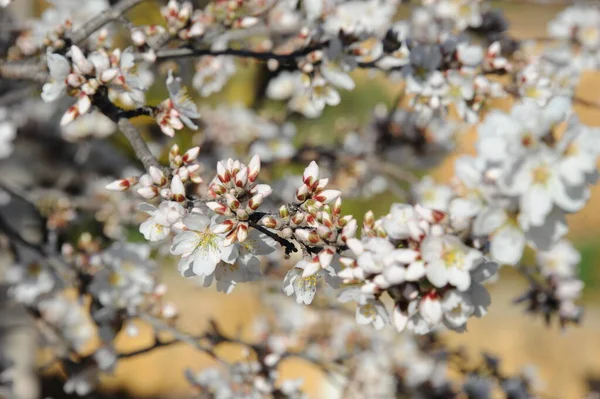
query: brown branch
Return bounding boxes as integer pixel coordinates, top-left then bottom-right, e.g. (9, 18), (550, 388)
(70, 0), (148, 45)
(117, 118), (164, 172)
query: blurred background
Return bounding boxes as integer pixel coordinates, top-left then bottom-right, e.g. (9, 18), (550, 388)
(2, 1), (600, 398)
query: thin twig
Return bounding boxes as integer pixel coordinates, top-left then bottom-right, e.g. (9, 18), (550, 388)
(117, 118), (164, 172)
(249, 220), (298, 256)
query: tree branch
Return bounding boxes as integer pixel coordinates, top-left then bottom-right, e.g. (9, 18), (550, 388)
(117, 118), (164, 172)
(70, 0), (148, 45)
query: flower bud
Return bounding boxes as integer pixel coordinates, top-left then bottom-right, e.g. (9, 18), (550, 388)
(137, 185), (158, 199)
(105, 176), (138, 191)
(182, 146), (200, 164)
(236, 223), (248, 242)
(206, 201), (229, 215)
(260, 216), (279, 229)
(170, 175), (186, 202)
(248, 155), (261, 182)
(419, 293), (442, 326)
(247, 194), (264, 211)
(278, 205), (289, 218)
(212, 219), (235, 234)
(149, 166), (167, 186)
(302, 161), (319, 186)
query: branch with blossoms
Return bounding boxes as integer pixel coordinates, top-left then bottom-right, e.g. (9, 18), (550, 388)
(1, 0), (600, 397)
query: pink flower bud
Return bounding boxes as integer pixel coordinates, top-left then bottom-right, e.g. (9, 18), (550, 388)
(259, 216), (279, 229)
(137, 185), (158, 199)
(235, 166), (248, 188)
(131, 29), (146, 46)
(206, 201), (230, 215)
(236, 223), (248, 242)
(105, 176), (138, 191)
(149, 166), (167, 186)
(291, 213), (305, 226)
(295, 184), (310, 202)
(301, 260), (321, 278)
(217, 161), (231, 184)
(247, 194), (264, 211)
(170, 174), (186, 202)
(248, 155), (261, 182)
(76, 93), (91, 114)
(302, 161), (319, 186)
(314, 189), (341, 204)
(182, 146), (200, 164)
(224, 194), (240, 210)
(60, 106), (79, 126)
(70, 45), (93, 75)
(213, 219), (235, 234)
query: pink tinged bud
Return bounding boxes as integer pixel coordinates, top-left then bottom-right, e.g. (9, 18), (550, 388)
(235, 166), (248, 188)
(182, 146), (200, 164)
(318, 248), (334, 268)
(235, 208), (249, 220)
(393, 304), (408, 332)
(314, 178), (329, 192)
(76, 94), (91, 114)
(294, 229), (321, 245)
(105, 176), (138, 191)
(213, 219), (235, 234)
(211, 183), (226, 196)
(332, 197), (342, 216)
(295, 184), (310, 202)
(278, 205), (289, 218)
(341, 222), (357, 243)
(189, 171), (203, 184)
(149, 166), (167, 186)
(247, 194), (264, 211)
(260, 216), (279, 229)
(251, 184), (272, 198)
(206, 202), (229, 215)
(316, 225), (333, 240)
(224, 194), (240, 210)
(217, 161), (231, 184)
(301, 259), (321, 278)
(281, 227), (293, 238)
(248, 155), (261, 182)
(60, 106), (79, 126)
(419, 293), (442, 325)
(177, 166), (189, 182)
(170, 174), (186, 202)
(137, 186), (159, 199)
(223, 229), (237, 246)
(291, 213), (305, 226)
(302, 161), (319, 186)
(305, 214), (317, 227)
(236, 223), (248, 242)
(408, 220), (425, 242)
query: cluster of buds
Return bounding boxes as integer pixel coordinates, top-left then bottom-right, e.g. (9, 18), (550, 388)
(129, 25), (167, 62)
(105, 145), (202, 202)
(43, 46), (145, 125)
(207, 155), (272, 245)
(204, 0), (259, 29)
(482, 41), (511, 72)
(155, 70), (201, 137)
(337, 203), (498, 334)
(161, 0), (207, 39)
(262, 162), (355, 273)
